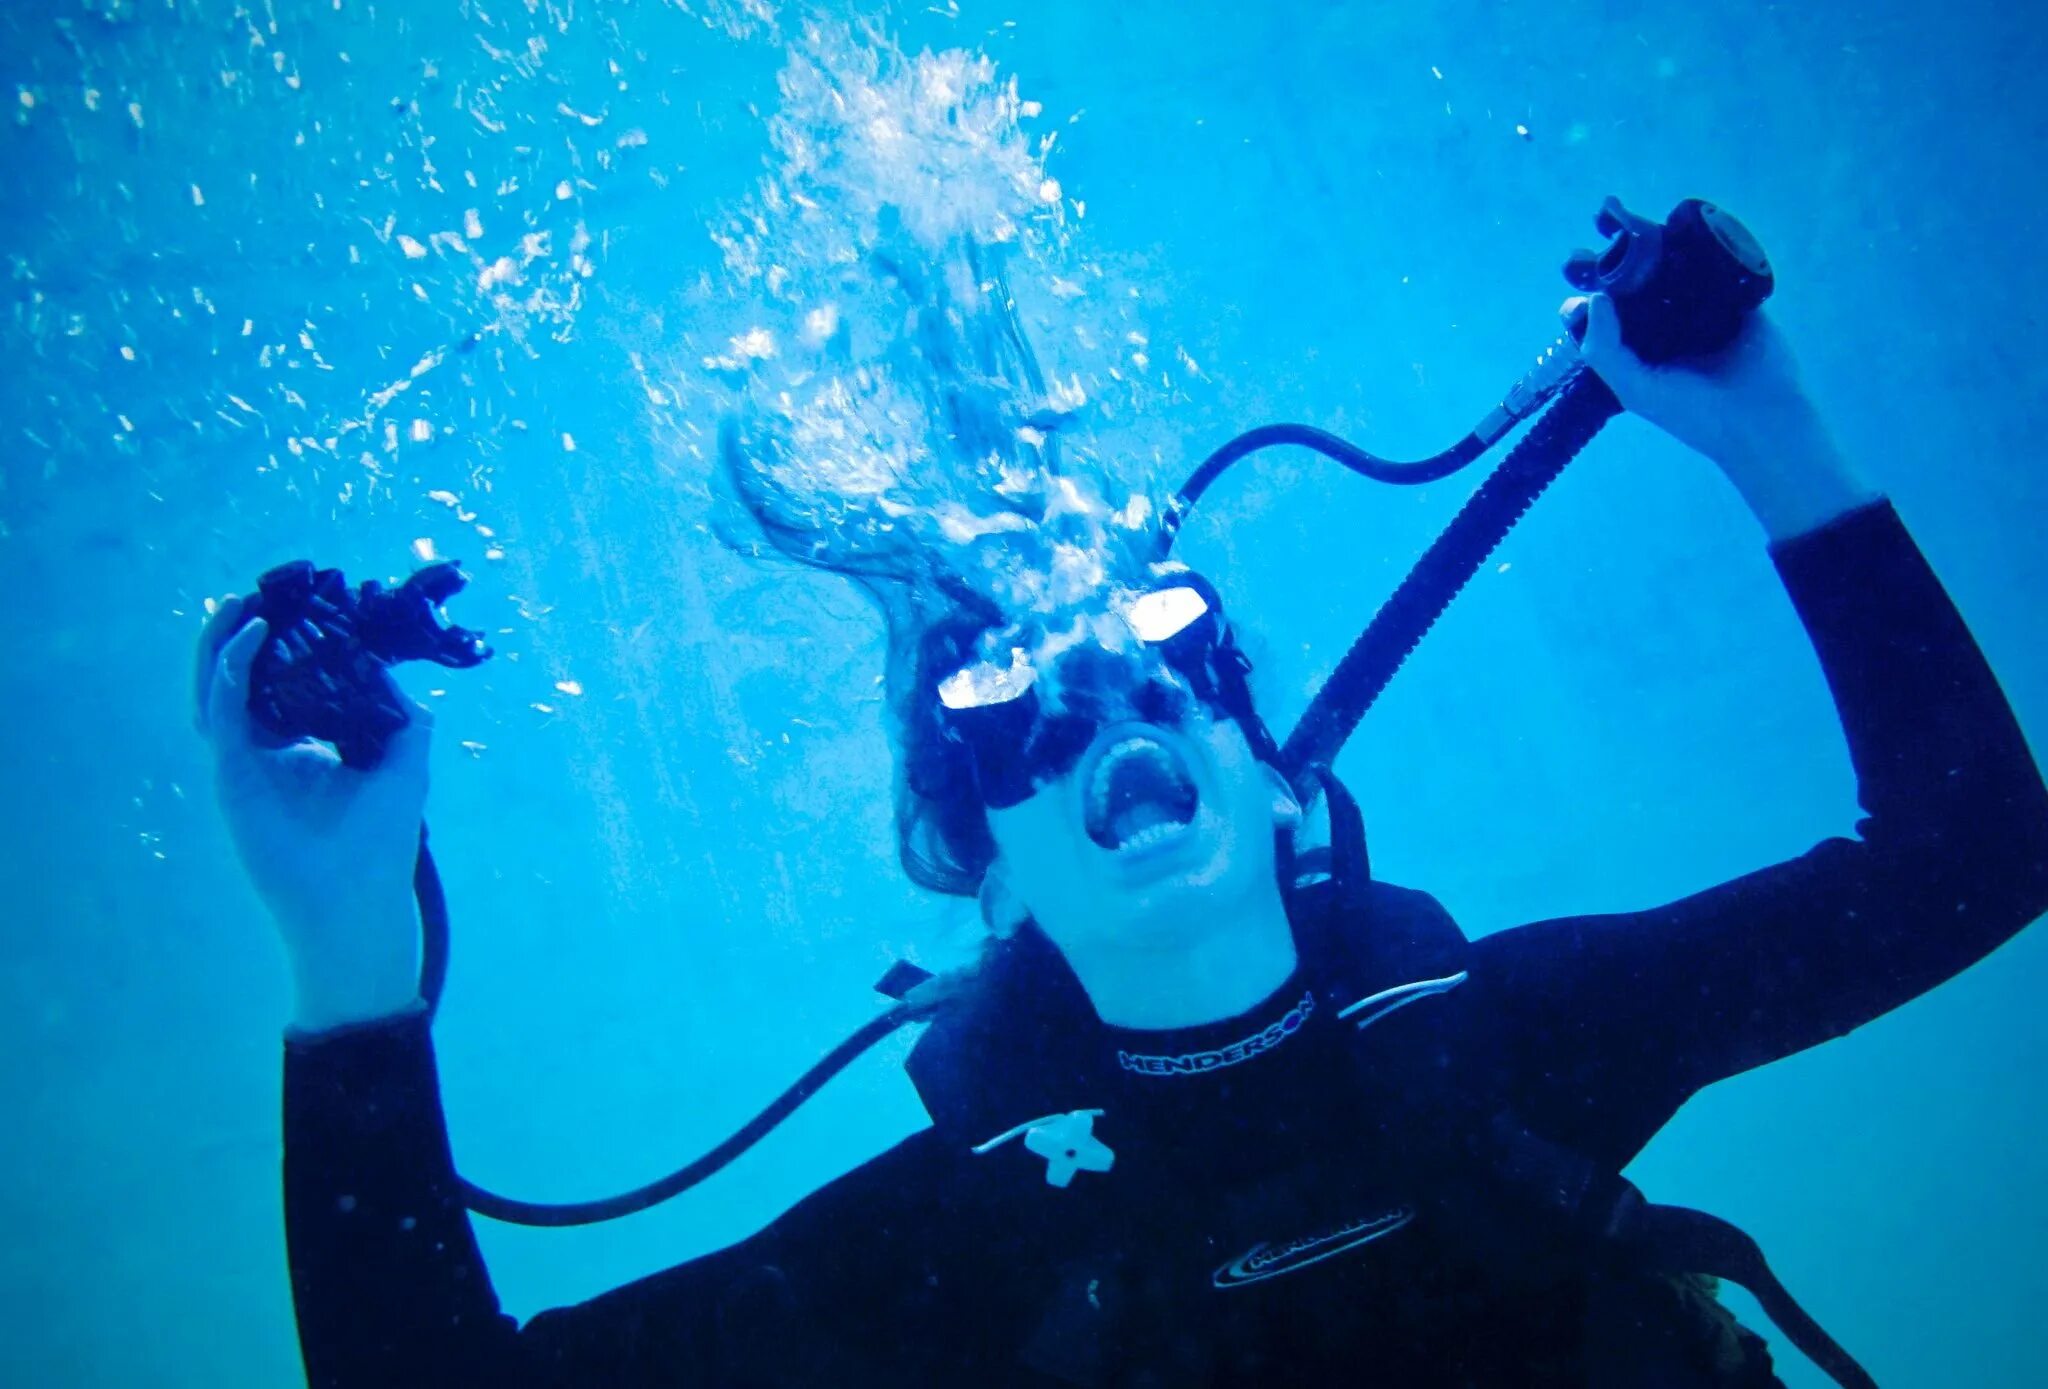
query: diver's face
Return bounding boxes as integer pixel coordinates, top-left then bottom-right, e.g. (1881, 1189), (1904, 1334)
(984, 706), (1290, 955)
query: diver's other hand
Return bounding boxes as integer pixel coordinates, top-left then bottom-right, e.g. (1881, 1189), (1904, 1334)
(1570, 292), (1841, 476)
(195, 598), (427, 1033)
(1570, 292), (1876, 539)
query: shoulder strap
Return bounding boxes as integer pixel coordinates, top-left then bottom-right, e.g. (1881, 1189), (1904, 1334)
(1291, 762), (1370, 891)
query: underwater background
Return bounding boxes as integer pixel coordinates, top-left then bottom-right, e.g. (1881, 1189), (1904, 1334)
(4, 0), (2045, 1384)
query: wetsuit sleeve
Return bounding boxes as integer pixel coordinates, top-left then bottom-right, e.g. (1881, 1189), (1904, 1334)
(286, 1009), (774, 1387)
(285, 1010), (963, 1387)
(286, 1010), (529, 1387)
(1473, 500), (2048, 1159)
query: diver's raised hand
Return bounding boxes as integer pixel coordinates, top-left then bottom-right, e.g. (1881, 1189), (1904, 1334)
(1571, 292), (1876, 540)
(195, 597), (426, 1032)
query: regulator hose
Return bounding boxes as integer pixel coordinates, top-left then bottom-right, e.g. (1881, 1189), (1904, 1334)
(1280, 374), (1622, 778)
(412, 839), (924, 1228)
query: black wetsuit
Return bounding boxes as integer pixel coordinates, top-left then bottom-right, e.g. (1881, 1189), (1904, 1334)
(283, 501), (2048, 1387)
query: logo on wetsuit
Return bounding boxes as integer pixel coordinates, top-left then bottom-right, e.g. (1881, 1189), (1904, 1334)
(1212, 1205), (1417, 1287)
(1116, 992), (1317, 1076)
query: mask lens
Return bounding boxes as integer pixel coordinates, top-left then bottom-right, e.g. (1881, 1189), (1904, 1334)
(938, 648), (1037, 712)
(1121, 584), (1211, 644)
(942, 691), (1040, 809)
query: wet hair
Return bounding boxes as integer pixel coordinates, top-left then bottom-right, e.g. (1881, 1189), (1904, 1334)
(709, 239), (1170, 897)
(718, 417), (1009, 897)
(896, 606), (1005, 894)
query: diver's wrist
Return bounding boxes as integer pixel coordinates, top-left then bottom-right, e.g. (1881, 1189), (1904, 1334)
(281, 905), (423, 1034)
(1709, 413), (1878, 543)
(289, 978), (425, 1036)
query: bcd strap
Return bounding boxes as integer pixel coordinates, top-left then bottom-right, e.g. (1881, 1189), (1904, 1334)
(1484, 1114), (1877, 1389)
(1620, 1202), (1878, 1389)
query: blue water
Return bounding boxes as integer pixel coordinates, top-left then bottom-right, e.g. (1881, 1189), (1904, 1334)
(4, 2), (2046, 1384)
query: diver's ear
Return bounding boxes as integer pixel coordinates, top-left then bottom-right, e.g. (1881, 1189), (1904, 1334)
(978, 861), (1030, 940)
(1264, 763), (1303, 832)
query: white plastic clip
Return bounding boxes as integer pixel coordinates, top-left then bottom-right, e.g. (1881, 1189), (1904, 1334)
(973, 1109), (1116, 1188)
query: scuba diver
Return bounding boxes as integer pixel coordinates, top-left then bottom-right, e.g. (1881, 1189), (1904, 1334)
(197, 203), (2048, 1388)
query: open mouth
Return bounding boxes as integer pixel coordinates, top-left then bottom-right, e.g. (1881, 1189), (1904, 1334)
(1083, 732), (1200, 853)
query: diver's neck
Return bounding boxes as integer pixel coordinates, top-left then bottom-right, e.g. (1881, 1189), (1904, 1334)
(1061, 883), (1298, 1032)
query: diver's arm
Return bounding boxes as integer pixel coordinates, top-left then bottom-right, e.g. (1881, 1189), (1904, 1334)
(285, 1009), (957, 1386)
(199, 606), (544, 1379)
(1706, 411), (1871, 542)
(1478, 499), (2048, 1119)
(200, 597), (963, 1383)
(284, 1010), (540, 1387)
(1469, 307), (2048, 1152)
(284, 1010), (748, 1386)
